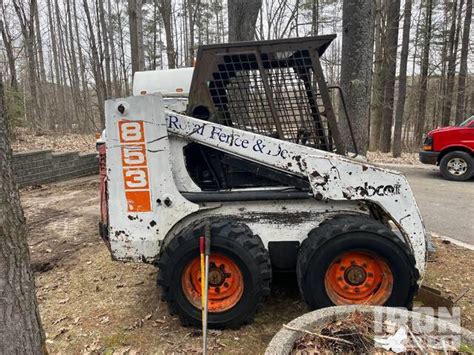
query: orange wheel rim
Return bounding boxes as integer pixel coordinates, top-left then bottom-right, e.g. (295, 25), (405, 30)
(324, 250), (393, 305)
(182, 253), (244, 312)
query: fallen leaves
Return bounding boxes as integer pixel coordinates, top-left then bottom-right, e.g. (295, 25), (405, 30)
(12, 127), (95, 153)
(58, 297), (70, 304)
(52, 316), (68, 325)
(52, 327), (69, 339)
(366, 151), (421, 165)
(126, 318), (144, 331)
(99, 315), (110, 324)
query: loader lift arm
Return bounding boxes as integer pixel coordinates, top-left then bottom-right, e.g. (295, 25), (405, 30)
(165, 109), (427, 277)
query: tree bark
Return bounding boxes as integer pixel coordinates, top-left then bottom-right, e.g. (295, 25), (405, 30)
(0, 4), (18, 91)
(83, 0), (106, 127)
(228, 0), (262, 42)
(311, 0), (319, 35)
(116, 0), (130, 94)
(414, 0), (433, 147)
(441, 0), (463, 126)
(455, 0), (472, 122)
(34, 2), (46, 83)
(369, 0), (385, 151)
(13, 0), (42, 126)
(128, 0), (145, 75)
(157, 0), (176, 69)
(0, 74), (46, 354)
(99, 0), (113, 97)
(188, 0), (201, 65)
(379, 0), (400, 152)
(393, 0), (412, 158)
(340, 0), (376, 155)
(108, 0), (120, 97)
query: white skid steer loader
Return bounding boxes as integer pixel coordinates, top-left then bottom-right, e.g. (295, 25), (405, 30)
(97, 35), (428, 329)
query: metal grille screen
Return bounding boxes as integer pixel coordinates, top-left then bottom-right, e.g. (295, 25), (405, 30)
(207, 50), (335, 151)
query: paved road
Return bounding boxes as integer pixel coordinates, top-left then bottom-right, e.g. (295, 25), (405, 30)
(389, 165), (473, 245)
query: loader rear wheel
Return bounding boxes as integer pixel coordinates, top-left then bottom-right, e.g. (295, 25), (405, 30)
(157, 219), (271, 328)
(297, 215), (418, 309)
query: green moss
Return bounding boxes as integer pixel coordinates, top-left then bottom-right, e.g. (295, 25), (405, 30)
(102, 331), (129, 349)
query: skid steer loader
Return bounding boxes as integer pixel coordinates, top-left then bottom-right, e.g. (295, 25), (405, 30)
(98, 35), (428, 328)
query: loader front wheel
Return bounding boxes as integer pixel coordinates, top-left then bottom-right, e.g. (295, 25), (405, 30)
(297, 215), (418, 309)
(157, 219), (271, 328)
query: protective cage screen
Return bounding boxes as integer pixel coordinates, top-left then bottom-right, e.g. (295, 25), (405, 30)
(206, 49), (335, 152)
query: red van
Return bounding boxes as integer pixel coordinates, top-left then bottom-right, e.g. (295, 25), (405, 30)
(419, 116), (474, 181)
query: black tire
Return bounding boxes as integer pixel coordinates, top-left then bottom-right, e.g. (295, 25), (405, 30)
(296, 215), (419, 309)
(439, 151), (473, 181)
(157, 218), (271, 328)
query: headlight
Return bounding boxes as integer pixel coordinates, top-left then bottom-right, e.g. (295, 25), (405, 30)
(423, 136), (433, 151)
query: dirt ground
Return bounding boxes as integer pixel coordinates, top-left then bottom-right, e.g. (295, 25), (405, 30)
(22, 176), (472, 354)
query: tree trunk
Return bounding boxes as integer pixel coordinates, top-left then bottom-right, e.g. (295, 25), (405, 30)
(0, 74), (46, 354)
(393, 0), (412, 158)
(369, 0), (385, 151)
(116, 0), (130, 94)
(455, 0), (472, 122)
(83, 0), (106, 127)
(55, 0), (70, 129)
(311, 0), (319, 35)
(157, 0), (176, 68)
(128, 0), (145, 75)
(34, 2), (46, 83)
(228, 0), (262, 42)
(99, 0), (113, 97)
(378, 0), (400, 153)
(13, 0), (42, 126)
(441, 0), (463, 126)
(188, 0), (201, 65)
(414, 0), (433, 147)
(340, 0), (376, 155)
(108, 0), (120, 97)
(0, 5), (18, 91)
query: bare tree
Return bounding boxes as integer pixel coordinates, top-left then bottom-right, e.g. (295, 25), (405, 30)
(83, 0), (106, 127)
(455, 0), (472, 122)
(311, 0), (319, 35)
(393, 0), (412, 157)
(369, 0), (385, 151)
(12, 0), (41, 125)
(157, 0), (176, 68)
(0, 1), (18, 91)
(98, 0), (113, 97)
(441, 0), (464, 126)
(379, 0), (400, 153)
(0, 73), (46, 354)
(340, 0), (376, 154)
(228, 0), (262, 41)
(414, 0), (433, 146)
(188, 0), (202, 64)
(129, 0), (145, 75)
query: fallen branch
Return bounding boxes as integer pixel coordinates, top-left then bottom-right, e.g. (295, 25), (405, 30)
(282, 324), (354, 345)
(453, 288), (470, 304)
(407, 327), (425, 353)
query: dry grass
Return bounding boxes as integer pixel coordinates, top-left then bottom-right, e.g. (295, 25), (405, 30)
(21, 177), (473, 354)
